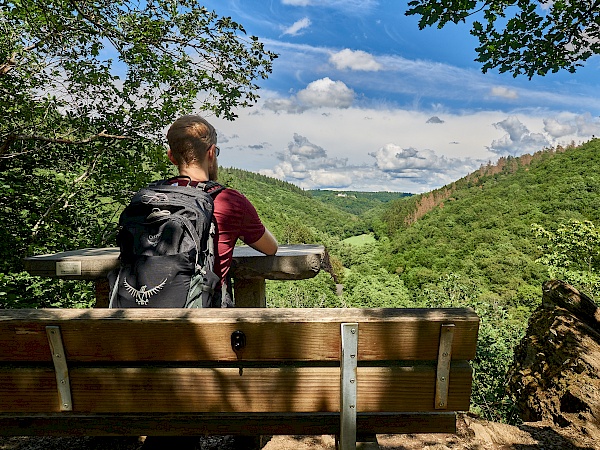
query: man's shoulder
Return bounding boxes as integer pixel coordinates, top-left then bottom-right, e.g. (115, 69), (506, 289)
(216, 187), (249, 201)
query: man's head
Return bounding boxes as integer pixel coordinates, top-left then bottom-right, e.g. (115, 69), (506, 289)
(167, 115), (218, 180)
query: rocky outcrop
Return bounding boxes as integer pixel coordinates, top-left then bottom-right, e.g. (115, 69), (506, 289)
(508, 280), (600, 439)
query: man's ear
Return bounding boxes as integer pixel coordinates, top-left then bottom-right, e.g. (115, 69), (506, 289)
(167, 148), (178, 166)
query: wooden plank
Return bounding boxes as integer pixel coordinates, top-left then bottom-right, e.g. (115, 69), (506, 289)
(23, 245), (326, 280)
(0, 412), (457, 436)
(0, 365), (472, 413)
(0, 308), (479, 362)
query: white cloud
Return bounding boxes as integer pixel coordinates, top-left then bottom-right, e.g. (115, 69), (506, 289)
(262, 78), (355, 112)
(489, 116), (550, 155)
(282, 17), (311, 36)
(296, 77), (355, 108)
(544, 117), (578, 138)
(369, 144), (476, 174)
(286, 133), (327, 159)
(329, 49), (382, 71)
(490, 86), (519, 100)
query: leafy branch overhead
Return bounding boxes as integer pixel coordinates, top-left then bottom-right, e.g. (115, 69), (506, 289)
(406, 0), (600, 78)
(0, 1), (277, 283)
(1, 0), (277, 138)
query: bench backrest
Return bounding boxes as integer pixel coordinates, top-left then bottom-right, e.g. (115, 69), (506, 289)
(0, 307), (479, 434)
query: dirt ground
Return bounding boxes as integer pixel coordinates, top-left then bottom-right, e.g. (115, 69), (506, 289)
(1, 414), (598, 450)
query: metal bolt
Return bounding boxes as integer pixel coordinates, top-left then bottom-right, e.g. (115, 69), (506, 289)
(350, 405), (355, 409)
(350, 379), (355, 383)
(440, 377), (446, 382)
(60, 380), (66, 384)
(64, 403), (69, 408)
(351, 328), (356, 334)
(350, 354), (356, 358)
(439, 402), (445, 407)
(442, 352), (449, 357)
(55, 354), (60, 358)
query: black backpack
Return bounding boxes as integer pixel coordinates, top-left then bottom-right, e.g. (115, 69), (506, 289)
(108, 177), (226, 308)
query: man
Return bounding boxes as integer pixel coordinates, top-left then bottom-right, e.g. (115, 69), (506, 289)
(165, 115), (278, 303)
(141, 116), (277, 449)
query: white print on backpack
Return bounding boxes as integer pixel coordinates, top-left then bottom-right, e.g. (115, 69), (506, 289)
(123, 278), (168, 305)
(147, 233), (162, 246)
(142, 193), (168, 203)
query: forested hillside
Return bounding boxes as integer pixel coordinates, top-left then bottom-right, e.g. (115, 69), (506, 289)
(308, 189), (411, 216)
(218, 168), (368, 243)
(382, 140), (600, 301)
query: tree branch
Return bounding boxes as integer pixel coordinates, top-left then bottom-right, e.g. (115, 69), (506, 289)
(0, 44), (39, 76)
(0, 131), (133, 156)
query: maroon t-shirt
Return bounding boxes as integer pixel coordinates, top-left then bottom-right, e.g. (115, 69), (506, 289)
(212, 188), (266, 286)
(168, 178), (266, 287)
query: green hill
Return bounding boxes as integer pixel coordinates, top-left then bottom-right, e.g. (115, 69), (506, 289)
(308, 189), (411, 216)
(218, 168), (368, 243)
(380, 140), (600, 304)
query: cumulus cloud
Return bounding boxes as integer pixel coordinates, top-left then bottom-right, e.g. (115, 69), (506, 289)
(329, 49), (382, 71)
(544, 113), (600, 138)
(371, 145), (447, 171)
(544, 118), (578, 138)
(296, 77), (355, 108)
(364, 144), (482, 189)
(490, 86), (519, 100)
(282, 17), (311, 36)
(287, 133), (327, 159)
(261, 133), (352, 189)
(262, 78), (354, 113)
(489, 116), (549, 155)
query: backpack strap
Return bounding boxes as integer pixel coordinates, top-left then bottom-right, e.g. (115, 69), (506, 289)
(153, 177), (225, 196)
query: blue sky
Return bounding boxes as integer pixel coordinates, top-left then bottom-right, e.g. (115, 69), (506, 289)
(205, 0), (600, 193)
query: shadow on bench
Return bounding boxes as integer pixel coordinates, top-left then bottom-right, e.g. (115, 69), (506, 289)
(0, 308), (479, 449)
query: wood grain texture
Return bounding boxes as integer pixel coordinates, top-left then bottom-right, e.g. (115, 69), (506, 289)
(0, 365), (472, 413)
(0, 308), (479, 362)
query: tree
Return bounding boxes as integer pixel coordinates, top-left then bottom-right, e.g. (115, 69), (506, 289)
(0, 1), (276, 307)
(533, 220), (600, 297)
(406, 0), (600, 78)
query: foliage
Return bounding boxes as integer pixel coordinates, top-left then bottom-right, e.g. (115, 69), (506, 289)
(377, 140), (600, 422)
(308, 190), (411, 216)
(406, 0), (600, 77)
(383, 140), (600, 305)
(533, 219), (600, 298)
(267, 272), (341, 308)
(0, 1), (276, 307)
(218, 167), (369, 242)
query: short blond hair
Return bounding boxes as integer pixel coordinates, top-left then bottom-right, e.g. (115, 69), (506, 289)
(167, 115), (217, 165)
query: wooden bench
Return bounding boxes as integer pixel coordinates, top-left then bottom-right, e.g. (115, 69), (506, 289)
(0, 307), (479, 449)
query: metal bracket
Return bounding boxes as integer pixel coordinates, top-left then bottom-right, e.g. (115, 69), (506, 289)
(46, 326), (73, 411)
(435, 323), (455, 410)
(340, 322), (358, 450)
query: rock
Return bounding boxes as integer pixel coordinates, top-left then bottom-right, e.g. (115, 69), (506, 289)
(508, 280), (600, 440)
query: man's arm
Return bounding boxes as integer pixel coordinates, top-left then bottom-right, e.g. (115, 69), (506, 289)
(248, 228), (278, 255)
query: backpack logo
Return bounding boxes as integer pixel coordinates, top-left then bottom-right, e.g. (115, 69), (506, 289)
(123, 277), (168, 305)
(147, 232), (162, 246)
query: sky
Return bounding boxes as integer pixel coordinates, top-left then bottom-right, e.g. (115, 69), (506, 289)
(203, 0), (600, 193)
